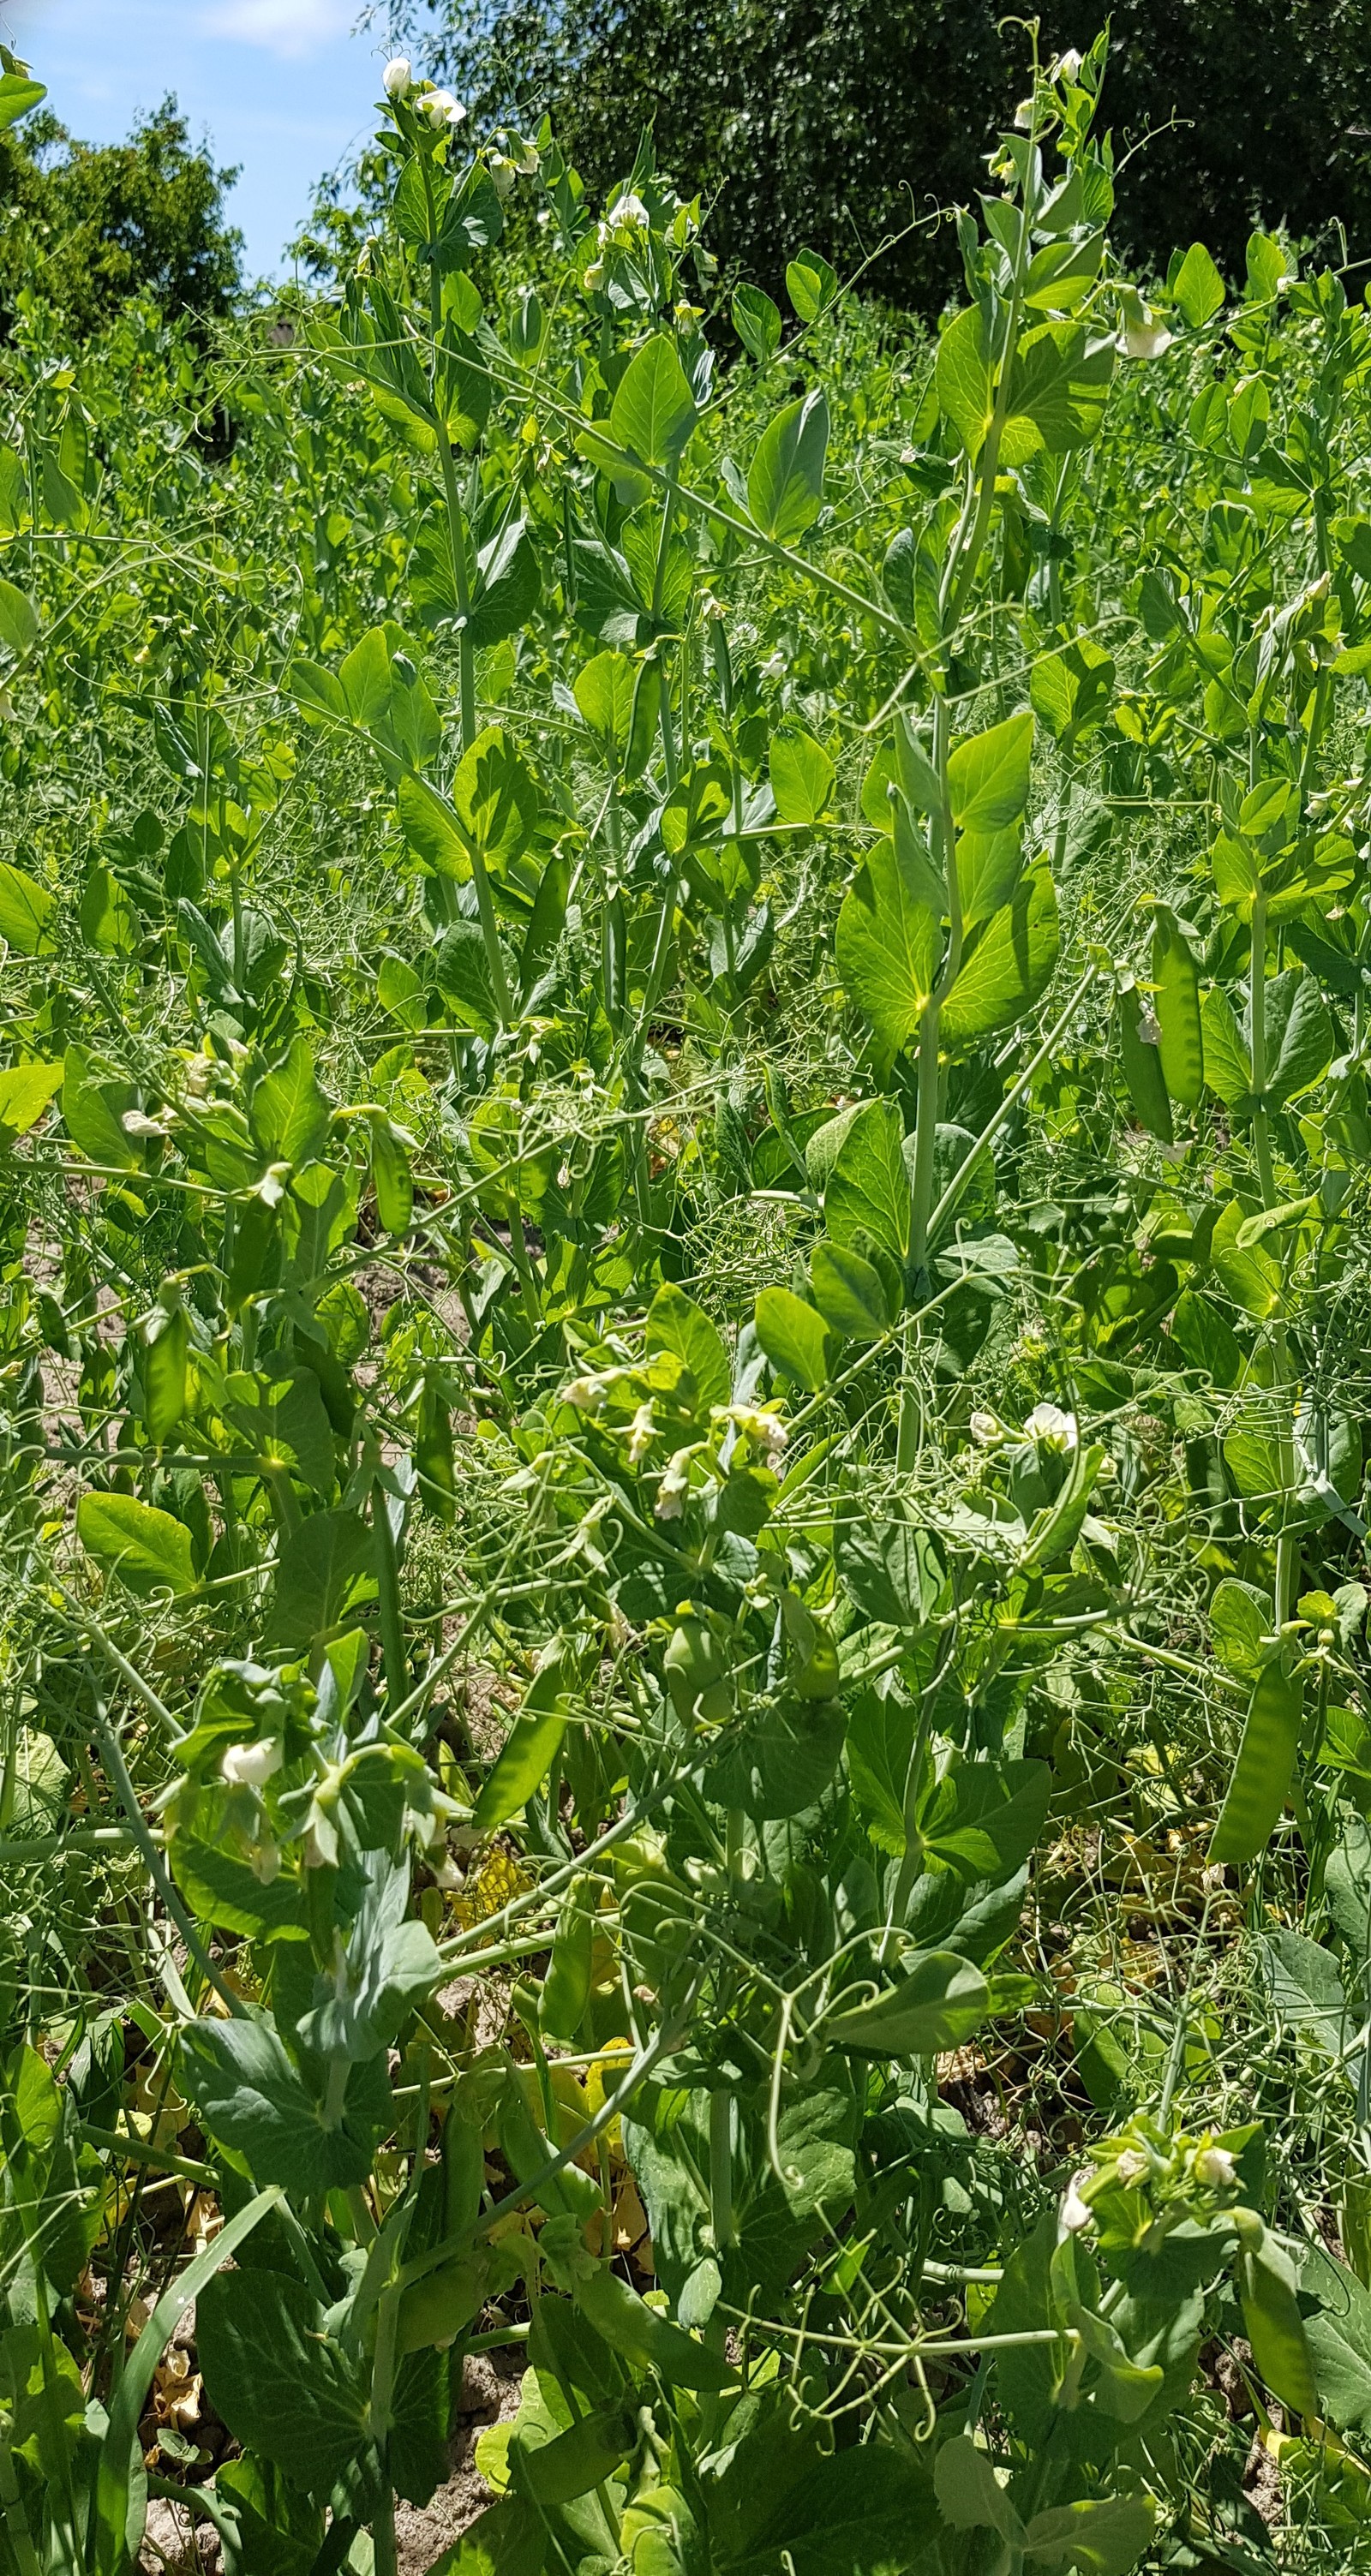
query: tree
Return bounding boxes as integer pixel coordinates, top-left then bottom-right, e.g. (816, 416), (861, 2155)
(0, 96), (242, 338)
(422, 0), (1371, 308)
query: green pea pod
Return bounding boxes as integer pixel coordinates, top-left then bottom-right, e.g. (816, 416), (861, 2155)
(574, 2262), (739, 2390)
(541, 1874), (596, 2041)
(473, 1654), (572, 1832)
(1117, 985), (1172, 1142)
(1152, 903), (1205, 1108)
(1209, 1659), (1303, 1865)
(663, 1617), (725, 1724)
(498, 2077), (601, 2222)
(141, 1303), (189, 1444)
(1233, 2208), (1318, 2415)
(396, 2250), (494, 2356)
(512, 2403), (634, 2506)
(1021, 1442), (1105, 1573)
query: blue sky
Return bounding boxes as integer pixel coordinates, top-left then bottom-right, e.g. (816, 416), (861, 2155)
(3, 0), (409, 279)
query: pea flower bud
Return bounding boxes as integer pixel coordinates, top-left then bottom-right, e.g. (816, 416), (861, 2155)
(382, 56), (412, 98)
(1060, 2173), (1094, 2232)
(1118, 291), (1172, 362)
(1193, 2144), (1237, 2188)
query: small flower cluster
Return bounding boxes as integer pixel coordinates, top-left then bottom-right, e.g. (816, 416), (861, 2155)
(562, 1362), (787, 1519)
(1058, 2109), (1248, 2244)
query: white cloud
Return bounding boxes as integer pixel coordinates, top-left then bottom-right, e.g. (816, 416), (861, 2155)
(199, 0), (358, 58)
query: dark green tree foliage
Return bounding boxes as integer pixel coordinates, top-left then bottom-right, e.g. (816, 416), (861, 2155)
(426, 0), (1371, 308)
(0, 99), (242, 337)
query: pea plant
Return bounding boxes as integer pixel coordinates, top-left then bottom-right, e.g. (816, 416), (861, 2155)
(5, 22), (1371, 2576)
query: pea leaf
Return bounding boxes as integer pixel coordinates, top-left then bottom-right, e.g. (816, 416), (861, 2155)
(0, 1058), (61, 1138)
(77, 1493), (197, 1598)
(609, 332), (697, 469)
(1172, 241), (1225, 328)
(179, 2015), (376, 2195)
(835, 837), (941, 1055)
(747, 390), (829, 541)
(825, 1949), (991, 2056)
(942, 864), (1059, 1042)
(196, 2266), (373, 2501)
(645, 1280), (731, 1413)
(754, 1286), (835, 1391)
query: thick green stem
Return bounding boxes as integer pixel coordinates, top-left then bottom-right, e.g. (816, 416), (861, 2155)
(709, 2085), (735, 2251)
(372, 1476), (409, 1710)
(1249, 893), (1277, 1210)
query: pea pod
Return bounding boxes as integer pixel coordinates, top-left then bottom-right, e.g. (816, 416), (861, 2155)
(498, 2076), (601, 2222)
(396, 2248), (497, 2356)
(541, 1873), (596, 2042)
(1209, 1659), (1303, 1865)
(574, 2261), (738, 2390)
(1117, 985), (1172, 1142)
(473, 1653), (572, 1832)
(512, 2402), (635, 2506)
(663, 1616), (731, 1726)
(1233, 2208), (1318, 2414)
(1152, 902), (1205, 1108)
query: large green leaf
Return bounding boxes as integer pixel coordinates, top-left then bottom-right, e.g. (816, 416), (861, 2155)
(747, 390), (829, 543)
(835, 839), (941, 1054)
(77, 1493), (197, 1598)
(823, 1098), (913, 1267)
(609, 333), (697, 469)
(948, 711), (1034, 831)
(196, 2267), (373, 2500)
(179, 2014), (375, 2195)
(942, 864), (1059, 1041)
(825, 1950), (991, 2056)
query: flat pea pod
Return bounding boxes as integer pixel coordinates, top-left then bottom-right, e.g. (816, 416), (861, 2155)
(512, 2402), (634, 2506)
(1152, 902), (1205, 1109)
(1232, 2208), (1318, 2415)
(498, 2077), (601, 2222)
(1209, 1659), (1303, 1865)
(541, 1873), (595, 2042)
(1117, 985), (1172, 1143)
(473, 1653), (572, 1833)
(573, 2261), (738, 2390)
(396, 2250), (493, 2356)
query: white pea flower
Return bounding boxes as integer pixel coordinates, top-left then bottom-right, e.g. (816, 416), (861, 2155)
(248, 1838), (281, 1885)
(969, 1409), (1003, 1447)
(122, 1109), (171, 1139)
(1193, 2144), (1237, 2188)
(655, 1449), (692, 1520)
(730, 1404), (788, 1464)
(510, 134), (541, 174)
(221, 1738), (283, 1790)
(1115, 2148), (1149, 2186)
(488, 152), (517, 197)
(1061, 2173), (1094, 2232)
(1013, 95), (1036, 129)
(1024, 1402), (1078, 1454)
(1052, 46), (1083, 81)
(606, 191), (650, 231)
(584, 258), (607, 292)
(626, 1402), (656, 1465)
(759, 650), (787, 682)
(1119, 295), (1172, 362)
(420, 86), (462, 129)
(564, 1373), (608, 1414)
(382, 55), (412, 98)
